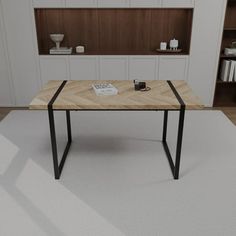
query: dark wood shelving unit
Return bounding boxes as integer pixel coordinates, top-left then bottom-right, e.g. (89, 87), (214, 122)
(217, 80), (236, 84)
(34, 8), (193, 55)
(220, 54), (236, 58)
(224, 28), (236, 31)
(214, 0), (236, 107)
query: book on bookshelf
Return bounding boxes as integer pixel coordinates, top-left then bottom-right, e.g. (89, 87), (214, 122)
(220, 60), (230, 81)
(233, 61), (236, 82)
(220, 60), (236, 82)
(229, 61), (236, 82)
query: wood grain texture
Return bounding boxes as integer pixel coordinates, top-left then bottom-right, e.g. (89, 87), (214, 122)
(150, 9), (193, 53)
(214, 82), (236, 106)
(29, 80), (203, 110)
(224, 0), (236, 29)
(220, 1), (236, 52)
(98, 9), (151, 52)
(34, 9), (193, 55)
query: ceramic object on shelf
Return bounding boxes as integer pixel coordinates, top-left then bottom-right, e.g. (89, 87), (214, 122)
(76, 46), (85, 53)
(160, 42), (167, 50)
(50, 34), (64, 50)
(170, 38), (179, 50)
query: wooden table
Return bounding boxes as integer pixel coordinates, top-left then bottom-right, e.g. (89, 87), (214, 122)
(30, 80), (203, 180)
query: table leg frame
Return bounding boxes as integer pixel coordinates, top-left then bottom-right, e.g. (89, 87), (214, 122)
(48, 109), (72, 179)
(47, 107), (185, 180)
(162, 106), (186, 180)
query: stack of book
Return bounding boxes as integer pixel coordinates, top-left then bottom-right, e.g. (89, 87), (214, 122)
(92, 83), (118, 96)
(49, 47), (72, 55)
(220, 60), (236, 82)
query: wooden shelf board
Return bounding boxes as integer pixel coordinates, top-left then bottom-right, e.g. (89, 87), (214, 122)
(217, 80), (236, 84)
(220, 54), (236, 58)
(39, 50), (190, 56)
(224, 28), (236, 31)
(214, 102), (236, 107)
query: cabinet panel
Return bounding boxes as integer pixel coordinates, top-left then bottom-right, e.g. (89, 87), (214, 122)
(130, 0), (162, 8)
(99, 56), (128, 80)
(162, 0), (194, 8)
(159, 56), (189, 81)
(0, 9), (13, 106)
(40, 56), (69, 85)
(188, 0), (226, 106)
(129, 56), (157, 81)
(66, 0), (97, 8)
(33, 0), (66, 8)
(98, 0), (129, 8)
(1, 0), (40, 106)
(69, 56), (98, 80)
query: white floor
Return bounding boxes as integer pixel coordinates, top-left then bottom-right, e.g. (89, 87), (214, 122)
(0, 110), (236, 236)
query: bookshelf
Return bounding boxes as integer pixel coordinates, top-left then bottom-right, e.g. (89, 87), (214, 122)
(214, 0), (236, 106)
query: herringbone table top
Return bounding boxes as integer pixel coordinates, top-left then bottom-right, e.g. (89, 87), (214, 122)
(29, 80), (203, 110)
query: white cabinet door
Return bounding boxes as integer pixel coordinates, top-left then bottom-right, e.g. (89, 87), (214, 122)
(130, 0), (162, 8)
(162, 0), (194, 8)
(39, 56), (69, 85)
(1, 0), (40, 106)
(159, 56), (189, 81)
(33, 0), (66, 8)
(69, 56), (98, 80)
(129, 56), (158, 81)
(66, 0), (97, 8)
(188, 0), (226, 106)
(99, 56), (128, 80)
(98, 0), (129, 8)
(0, 8), (13, 106)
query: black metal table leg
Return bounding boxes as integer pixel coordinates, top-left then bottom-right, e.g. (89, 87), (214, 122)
(161, 108), (186, 180)
(162, 80), (186, 180)
(48, 109), (72, 179)
(174, 106), (185, 179)
(162, 110), (168, 142)
(66, 110), (72, 143)
(162, 110), (175, 176)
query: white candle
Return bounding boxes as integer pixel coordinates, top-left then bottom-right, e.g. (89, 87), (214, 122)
(160, 42), (167, 50)
(76, 46), (85, 53)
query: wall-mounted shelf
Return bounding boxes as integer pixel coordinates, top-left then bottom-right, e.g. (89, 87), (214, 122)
(34, 8), (193, 56)
(220, 54), (236, 58)
(40, 50), (189, 56)
(217, 80), (236, 84)
(214, 0), (236, 107)
(224, 28), (236, 31)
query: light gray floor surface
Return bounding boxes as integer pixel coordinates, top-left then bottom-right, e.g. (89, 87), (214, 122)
(0, 110), (236, 236)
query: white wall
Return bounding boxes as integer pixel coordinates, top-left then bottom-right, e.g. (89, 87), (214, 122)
(0, 0), (40, 106)
(188, 0), (227, 106)
(0, 0), (227, 107)
(0, 1), (14, 106)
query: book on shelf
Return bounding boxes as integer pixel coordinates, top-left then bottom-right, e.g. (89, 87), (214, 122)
(220, 59), (236, 82)
(92, 83), (118, 96)
(220, 60), (230, 81)
(233, 61), (236, 82)
(228, 61), (234, 82)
